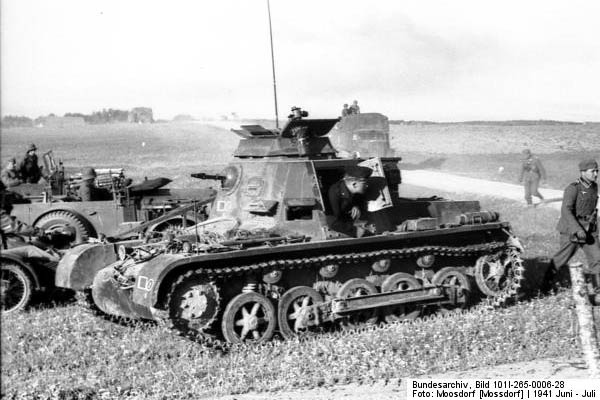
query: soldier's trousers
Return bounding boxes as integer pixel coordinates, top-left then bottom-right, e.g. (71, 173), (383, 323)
(552, 233), (600, 274)
(523, 175), (543, 205)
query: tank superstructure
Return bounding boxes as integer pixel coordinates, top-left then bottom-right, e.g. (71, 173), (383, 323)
(56, 109), (525, 344)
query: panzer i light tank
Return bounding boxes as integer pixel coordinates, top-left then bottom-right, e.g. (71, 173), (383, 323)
(56, 109), (524, 344)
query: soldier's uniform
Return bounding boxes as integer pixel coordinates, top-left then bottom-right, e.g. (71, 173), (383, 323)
(327, 166), (371, 237)
(1, 158), (22, 187)
(518, 149), (546, 205)
(551, 159), (600, 274)
(77, 167), (98, 201)
(19, 143), (43, 184)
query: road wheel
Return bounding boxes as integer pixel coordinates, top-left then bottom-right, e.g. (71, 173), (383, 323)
(1, 261), (33, 314)
(337, 278), (379, 330)
(278, 286), (323, 339)
(221, 292), (276, 344)
(432, 267), (471, 309)
(35, 211), (92, 248)
(381, 272), (422, 322)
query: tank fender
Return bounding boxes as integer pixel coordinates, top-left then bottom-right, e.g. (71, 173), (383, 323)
(33, 207), (97, 237)
(130, 254), (193, 308)
(55, 243), (118, 290)
(1, 254), (42, 289)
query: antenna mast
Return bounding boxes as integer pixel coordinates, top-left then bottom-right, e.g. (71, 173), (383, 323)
(267, 0), (279, 129)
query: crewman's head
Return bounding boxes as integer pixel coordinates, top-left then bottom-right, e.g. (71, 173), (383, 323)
(343, 103), (349, 108)
(81, 167), (97, 181)
(522, 148), (531, 158)
(27, 143), (37, 155)
(6, 158), (16, 170)
(579, 159), (598, 182)
(352, 100), (358, 105)
(343, 166), (372, 194)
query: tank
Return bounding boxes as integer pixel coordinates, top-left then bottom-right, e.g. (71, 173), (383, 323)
(10, 151), (215, 247)
(55, 110), (525, 344)
(329, 113), (394, 157)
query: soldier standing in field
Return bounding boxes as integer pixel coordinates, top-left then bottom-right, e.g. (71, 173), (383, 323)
(18, 143), (43, 183)
(548, 159), (600, 285)
(518, 148), (546, 206)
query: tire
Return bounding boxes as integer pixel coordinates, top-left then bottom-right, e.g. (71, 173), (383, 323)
(35, 211), (92, 247)
(221, 291), (276, 344)
(1, 261), (33, 313)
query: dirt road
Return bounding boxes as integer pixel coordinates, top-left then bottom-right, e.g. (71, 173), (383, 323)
(402, 170), (563, 209)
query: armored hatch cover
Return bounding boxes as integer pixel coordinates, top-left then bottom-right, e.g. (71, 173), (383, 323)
(233, 118), (340, 158)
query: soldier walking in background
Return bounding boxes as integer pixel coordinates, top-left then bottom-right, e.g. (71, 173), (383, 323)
(18, 143), (43, 183)
(1, 158), (22, 187)
(548, 159), (600, 286)
(518, 148), (546, 206)
(77, 167), (99, 201)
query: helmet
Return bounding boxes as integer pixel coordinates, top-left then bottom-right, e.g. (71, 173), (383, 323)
(81, 167), (97, 180)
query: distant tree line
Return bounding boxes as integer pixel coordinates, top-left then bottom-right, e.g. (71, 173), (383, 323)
(1, 115), (34, 128)
(65, 108), (130, 124)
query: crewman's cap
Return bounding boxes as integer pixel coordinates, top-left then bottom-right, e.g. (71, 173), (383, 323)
(522, 148), (531, 156)
(291, 106), (300, 111)
(28, 143), (37, 151)
(579, 159), (598, 171)
(344, 166), (372, 181)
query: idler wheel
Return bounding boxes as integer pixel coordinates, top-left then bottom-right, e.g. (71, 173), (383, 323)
(337, 278), (379, 330)
(221, 292), (276, 344)
(1, 261), (33, 314)
(278, 286), (323, 339)
(432, 267), (471, 309)
(169, 277), (220, 336)
(381, 272), (422, 322)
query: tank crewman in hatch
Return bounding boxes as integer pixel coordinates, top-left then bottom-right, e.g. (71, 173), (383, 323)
(518, 148), (546, 206)
(18, 143), (43, 183)
(1, 158), (23, 187)
(287, 106), (308, 121)
(328, 166), (372, 238)
(548, 159), (600, 282)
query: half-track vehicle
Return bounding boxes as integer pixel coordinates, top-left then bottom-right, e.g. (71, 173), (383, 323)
(330, 112), (395, 158)
(55, 110), (524, 344)
(10, 151), (215, 247)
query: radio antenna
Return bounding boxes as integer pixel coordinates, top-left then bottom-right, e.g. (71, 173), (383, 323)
(267, 0), (279, 129)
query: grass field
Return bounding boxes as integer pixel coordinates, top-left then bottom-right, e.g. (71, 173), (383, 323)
(1, 121), (598, 398)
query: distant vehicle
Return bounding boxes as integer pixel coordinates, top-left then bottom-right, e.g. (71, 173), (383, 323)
(330, 112), (395, 158)
(10, 151), (215, 247)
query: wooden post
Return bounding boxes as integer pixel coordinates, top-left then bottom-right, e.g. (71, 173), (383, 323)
(569, 262), (600, 378)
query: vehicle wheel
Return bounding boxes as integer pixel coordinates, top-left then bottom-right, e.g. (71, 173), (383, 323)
(221, 292), (276, 344)
(169, 274), (220, 336)
(475, 249), (524, 306)
(381, 272), (422, 323)
(278, 286), (323, 339)
(1, 261), (33, 314)
(337, 278), (379, 330)
(432, 267), (471, 309)
(35, 211), (92, 248)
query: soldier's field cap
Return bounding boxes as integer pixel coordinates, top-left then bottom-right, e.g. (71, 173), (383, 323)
(28, 143), (37, 151)
(345, 166), (372, 180)
(579, 159), (598, 171)
(522, 148), (531, 156)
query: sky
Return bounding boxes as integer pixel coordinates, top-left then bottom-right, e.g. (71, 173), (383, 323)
(1, 0), (599, 121)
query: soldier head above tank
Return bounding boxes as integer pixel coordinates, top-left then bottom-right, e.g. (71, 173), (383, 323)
(288, 106), (308, 121)
(521, 148), (532, 159)
(81, 167), (97, 181)
(579, 158), (598, 184)
(26, 143), (37, 156)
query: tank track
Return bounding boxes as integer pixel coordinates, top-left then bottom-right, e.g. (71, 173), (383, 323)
(162, 240), (523, 348)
